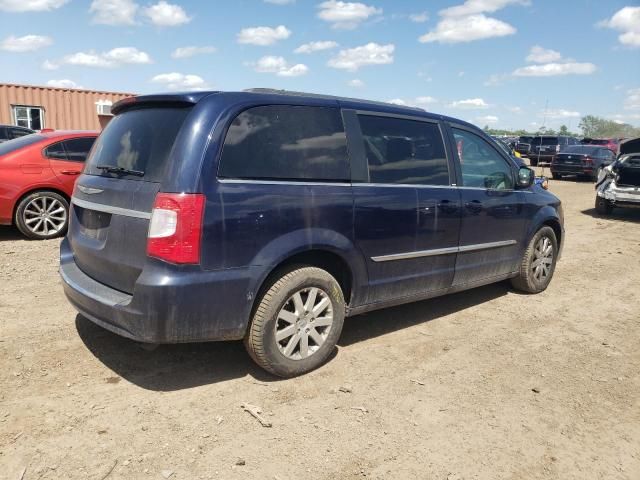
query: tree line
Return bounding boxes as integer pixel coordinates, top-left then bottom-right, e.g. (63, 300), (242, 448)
(484, 115), (640, 139)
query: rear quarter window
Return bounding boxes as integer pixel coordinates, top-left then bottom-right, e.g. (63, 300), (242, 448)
(218, 105), (349, 181)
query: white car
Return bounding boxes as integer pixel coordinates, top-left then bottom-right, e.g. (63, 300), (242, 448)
(595, 138), (640, 214)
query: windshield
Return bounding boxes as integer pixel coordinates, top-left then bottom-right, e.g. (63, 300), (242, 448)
(85, 107), (191, 181)
(563, 146), (598, 154)
(0, 134), (44, 156)
(531, 137), (558, 146)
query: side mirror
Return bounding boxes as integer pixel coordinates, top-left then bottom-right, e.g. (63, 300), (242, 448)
(517, 166), (534, 188)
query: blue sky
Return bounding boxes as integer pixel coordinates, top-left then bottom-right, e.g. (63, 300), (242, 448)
(1, 0), (639, 131)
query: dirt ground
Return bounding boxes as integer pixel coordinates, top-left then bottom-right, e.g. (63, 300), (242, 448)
(1, 174), (639, 480)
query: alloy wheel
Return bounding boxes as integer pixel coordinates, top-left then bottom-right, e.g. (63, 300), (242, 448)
(275, 287), (334, 360)
(22, 196), (67, 237)
(531, 236), (554, 282)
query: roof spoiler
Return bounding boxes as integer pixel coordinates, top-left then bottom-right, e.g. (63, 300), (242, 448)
(111, 91), (218, 115)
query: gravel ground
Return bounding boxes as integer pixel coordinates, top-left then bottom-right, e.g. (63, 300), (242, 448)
(1, 176), (639, 480)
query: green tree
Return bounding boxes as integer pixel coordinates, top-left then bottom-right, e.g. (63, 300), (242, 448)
(559, 125), (569, 135)
(579, 115), (640, 138)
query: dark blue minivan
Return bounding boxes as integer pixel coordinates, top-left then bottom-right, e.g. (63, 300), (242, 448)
(60, 89), (564, 377)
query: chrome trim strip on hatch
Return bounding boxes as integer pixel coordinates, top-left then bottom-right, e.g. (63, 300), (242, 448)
(71, 197), (152, 220)
(371, 239), (517, 262)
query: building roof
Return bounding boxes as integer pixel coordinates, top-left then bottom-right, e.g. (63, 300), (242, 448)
(0, 82), (135, 97)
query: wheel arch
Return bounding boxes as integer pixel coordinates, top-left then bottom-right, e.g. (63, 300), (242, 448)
(12, 187), (71, 224)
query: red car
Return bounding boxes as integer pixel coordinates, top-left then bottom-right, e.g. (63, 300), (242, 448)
(581, 138), (621, 154)
(0, 130), (98, 239)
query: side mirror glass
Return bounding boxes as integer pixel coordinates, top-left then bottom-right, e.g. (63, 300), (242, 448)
(517, 166), (534, 188)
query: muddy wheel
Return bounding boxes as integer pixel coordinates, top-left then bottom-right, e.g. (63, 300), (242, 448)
(511, 226), (558, 294)
(15, 191), (69, 240)
(595, 195), (613, 215)
(245, 267), (345, 377)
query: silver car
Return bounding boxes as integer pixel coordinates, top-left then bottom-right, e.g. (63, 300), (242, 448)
(595, 138), (640, 214)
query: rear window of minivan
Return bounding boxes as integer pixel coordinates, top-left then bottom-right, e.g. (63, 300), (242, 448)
(218, 105), (349, 182)
(84, 107), (191, 182)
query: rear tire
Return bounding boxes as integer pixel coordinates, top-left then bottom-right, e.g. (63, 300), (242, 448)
(593, 166), (603, 182)
(529, 158), (539, 167)
(14, 191), (69, 240)
(595, 195), (613, 215)
(511, 226), (558, 294)
(245, 267), (345, 377)
(551, 172), (562, 180)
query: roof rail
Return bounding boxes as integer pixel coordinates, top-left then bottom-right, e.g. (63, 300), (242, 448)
(243, 88), (426, 112)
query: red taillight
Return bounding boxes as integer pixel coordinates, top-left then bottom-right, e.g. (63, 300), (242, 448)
(147, 193), (205, 264)
(583, 157), (594, 166)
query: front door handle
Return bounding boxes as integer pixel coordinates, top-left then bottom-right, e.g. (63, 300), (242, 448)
(464, 200), (483, 214)
(60, 170), (81, 175)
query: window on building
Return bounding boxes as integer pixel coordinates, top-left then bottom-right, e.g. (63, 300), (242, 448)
(13, 106), (44, 130)
(357, 115), (449, 185)
(219, 105), (349, 181)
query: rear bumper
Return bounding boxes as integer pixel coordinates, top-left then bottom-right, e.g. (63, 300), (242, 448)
(598, 185), (640, 205)
(551, 165), (593, 176)
(60, 238), (259, 343)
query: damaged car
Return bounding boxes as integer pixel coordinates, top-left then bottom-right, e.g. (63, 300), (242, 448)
(595, 137), (640, 215)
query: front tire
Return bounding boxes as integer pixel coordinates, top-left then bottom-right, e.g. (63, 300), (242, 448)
(595, 195), (613, 215)
(245, 267), (345, 377)
(511, 226), (558, 294)
(14, 191), (69, 240)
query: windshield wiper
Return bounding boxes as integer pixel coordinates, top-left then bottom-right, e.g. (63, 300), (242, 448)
(96, 165), (144, 177)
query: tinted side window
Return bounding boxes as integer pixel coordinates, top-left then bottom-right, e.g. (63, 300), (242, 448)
(357, 115), (449, 185)
(63, 137), (96, 162)
(452, 128), (514, 190)
(219, 105), (349, 181)
(10, 128), (32, 139)
(45, 141), (67, 160)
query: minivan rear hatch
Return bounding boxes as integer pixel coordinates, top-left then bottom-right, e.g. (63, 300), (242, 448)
(69, 102), (194, 294)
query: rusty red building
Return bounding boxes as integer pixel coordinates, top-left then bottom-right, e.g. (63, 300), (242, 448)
(0, 83), (134, 131)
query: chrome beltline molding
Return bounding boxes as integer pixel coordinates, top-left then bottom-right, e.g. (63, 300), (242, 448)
(71, 197), (152, 220)
(371, 239), (517, 262)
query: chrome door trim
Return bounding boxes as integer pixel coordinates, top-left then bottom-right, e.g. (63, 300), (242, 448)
(371, 240), (517, 262)
(217, 178), (352, 187)
(71, 197), (151, 220)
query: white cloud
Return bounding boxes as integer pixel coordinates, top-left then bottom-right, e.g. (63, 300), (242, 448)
(46, 47), (152, 69)
(542, 109), (580, 119)
(0, 0), (67, 12)
(294, 40), (338, 54)
(476, 115), (498, 124)
(237, 25), (291, 46)
(151, 72), (208, 90)
(450, 98), (489, 109)
(419, 14), (515, 43)
(348, 78), (364, 87)
(526, 45), (562, 63)
(440, 0), (529, 17)
(327, 42), (394, 71)
(264, 0), (295, 4)
(0, 34), (52, 52)
(90, 0), (138, 26)
(408, 11), (428, 23)
(317, 0), (382, 29)
(513, 62), (596, 77)
(143, 1), (190, 27)
(599, 6), (640, 48)
(419, 0), (527, 44)
(46, 79), (82, 89)
(171, 45), (216, 58)
(625, 88), (640, 110)
(252, 56), (309, 77)
(42, 60), (59, 70)
(507, 106), (522, 113)
(385, 96), (437, 108)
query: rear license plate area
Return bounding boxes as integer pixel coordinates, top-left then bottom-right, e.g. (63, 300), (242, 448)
(77, 207), (111, 239)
